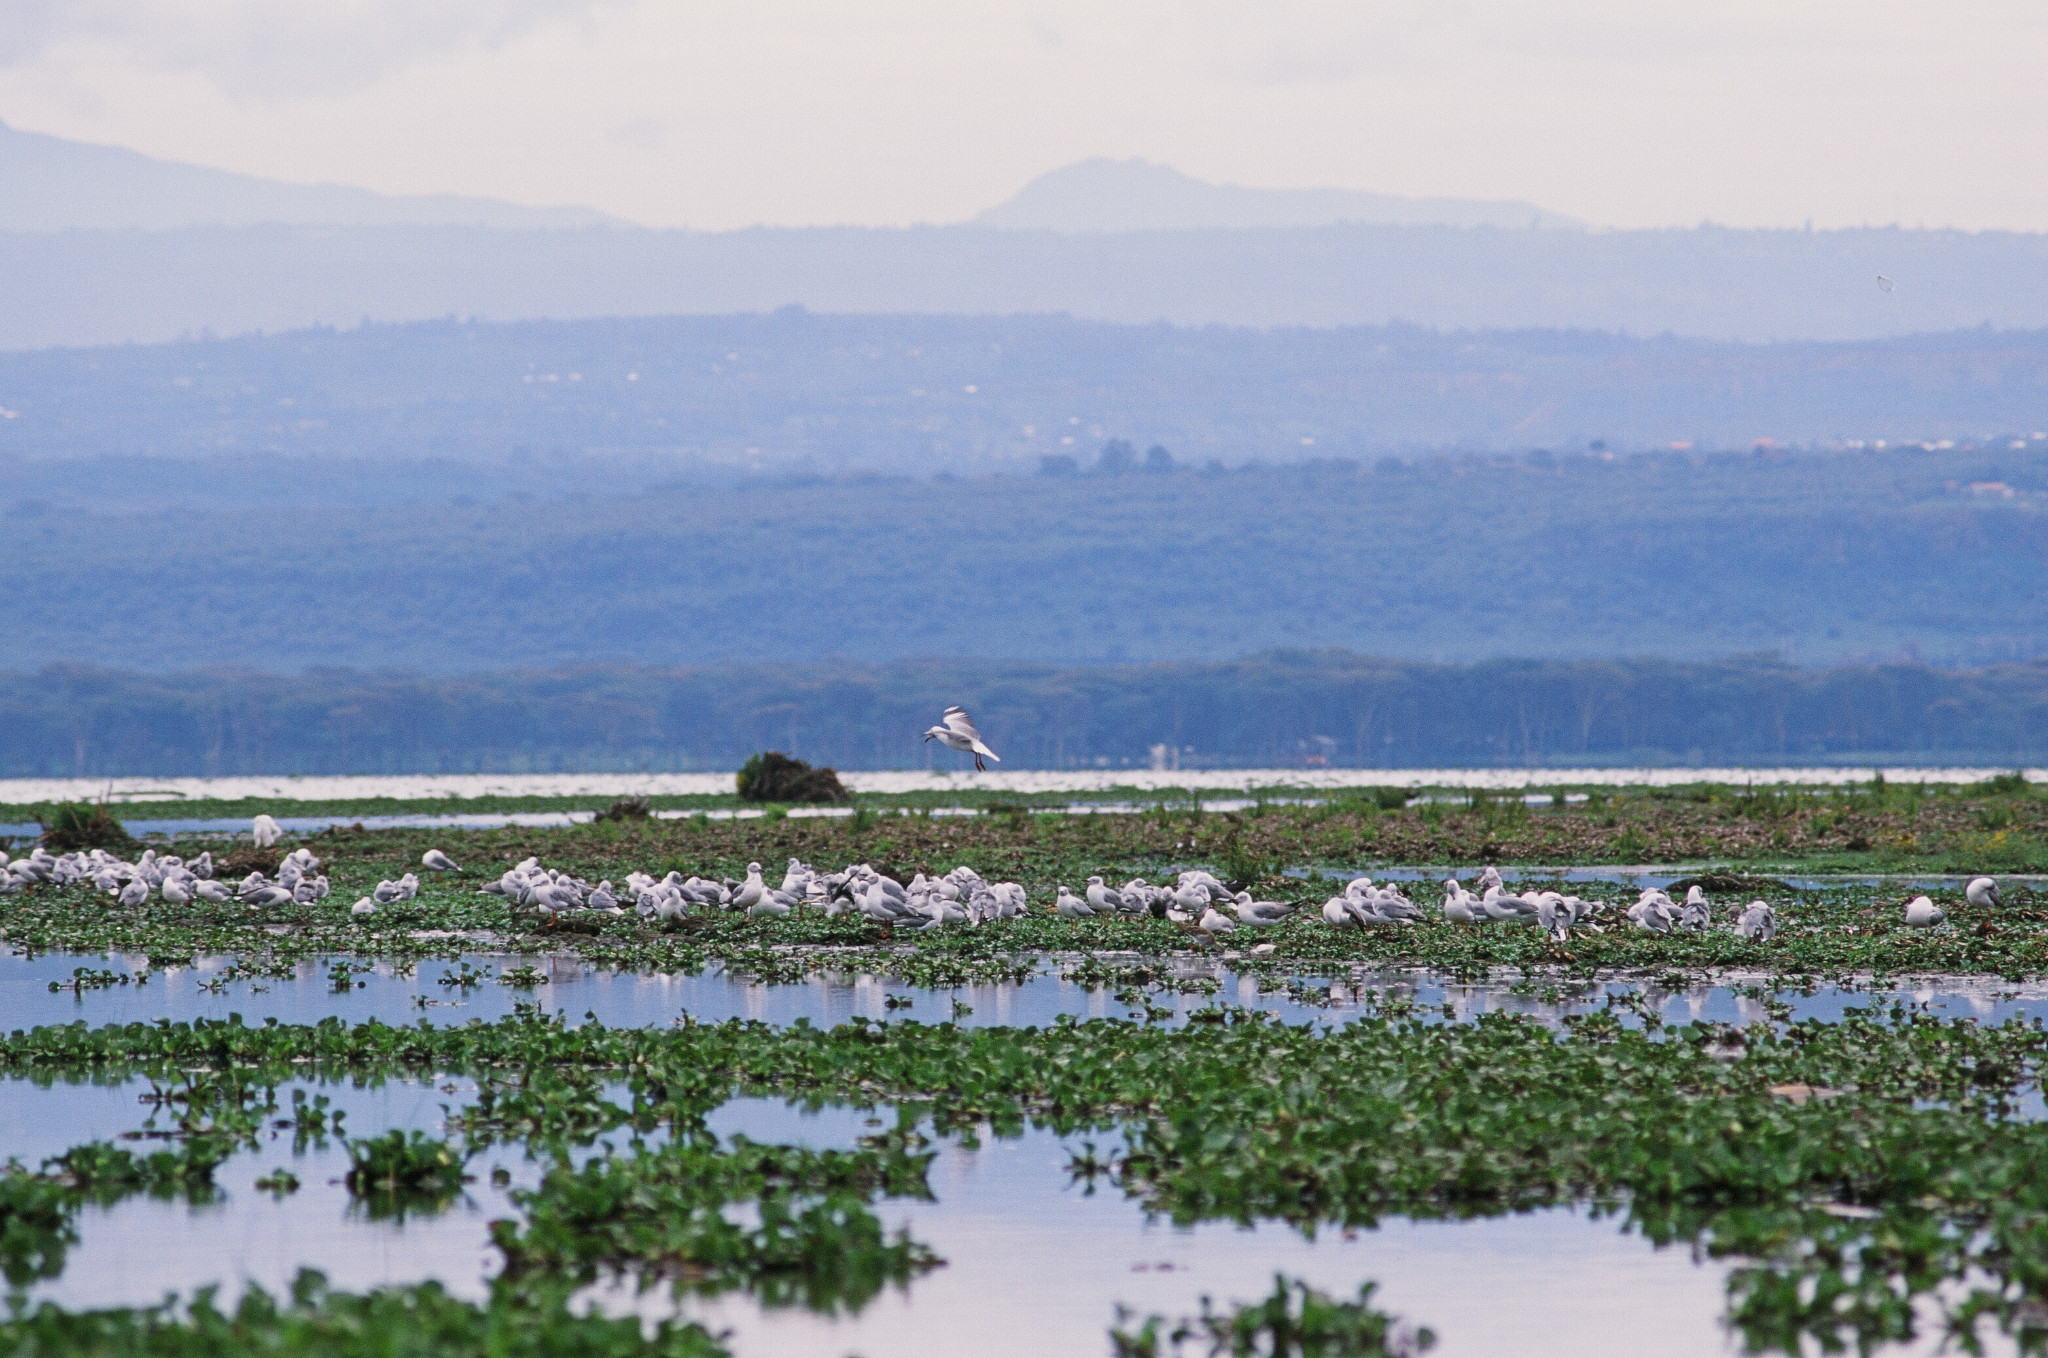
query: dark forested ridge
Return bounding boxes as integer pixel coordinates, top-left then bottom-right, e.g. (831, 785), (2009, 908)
(5, 313), (2048, 478)
(2, 446), (2044, 673)
(5, 653), (2046, 777)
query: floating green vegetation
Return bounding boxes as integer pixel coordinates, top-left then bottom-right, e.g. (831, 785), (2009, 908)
(342, 1130), (470, 1217)
(1113, 1275), (1434, 1358)
(495, 1134), (940, 1314)
(0, 1270), (731, 1358)
(47, 965), (146, 994)
(10, 1004), (2048, 1351)
(0, 1138), (227, 1285)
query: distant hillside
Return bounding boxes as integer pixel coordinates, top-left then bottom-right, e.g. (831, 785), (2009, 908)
(0, 219), (2042, 348)
(0, 119), (617, 231)
(5, 654), (2045, 776)
(2, 448), (2044, 675)
(972, 158), (1582, 231)
(3, 313), (2046, 477)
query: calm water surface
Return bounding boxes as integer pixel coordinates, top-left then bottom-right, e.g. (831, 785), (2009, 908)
(8, 1072), (1999, 1358)
(5, 948), (2044, 1034)
(4, 950), (2034, 1357)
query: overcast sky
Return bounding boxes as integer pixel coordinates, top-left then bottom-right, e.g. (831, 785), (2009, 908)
(1, 1), (2043, 232)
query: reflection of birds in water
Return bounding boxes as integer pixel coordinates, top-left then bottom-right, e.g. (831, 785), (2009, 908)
(1877, 275), (1894, 292)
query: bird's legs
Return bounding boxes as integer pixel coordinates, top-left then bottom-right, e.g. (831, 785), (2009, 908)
(974, 754), (986, 771)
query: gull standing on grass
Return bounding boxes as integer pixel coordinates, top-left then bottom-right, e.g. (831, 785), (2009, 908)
(1441, 879), (1482, 925)
(732, 863), (767, 912)
(923, 706), (1000, 771)
(1966, 877), (2001, 910)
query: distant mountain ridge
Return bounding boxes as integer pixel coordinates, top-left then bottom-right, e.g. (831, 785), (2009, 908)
(1, 219), (2041, 349)
(972, 157), (1583, 232)
(0, 118), (619, 231)
(1, 127), (2043, 346)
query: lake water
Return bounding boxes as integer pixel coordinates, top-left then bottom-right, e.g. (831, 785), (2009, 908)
(6, 944), (2043, 1043)
(10, 1070), (1762, 1358)
(0, 765), (2039, 807)
(7, 1049), (2010, 1358)
(3, 947), (2035, 1356)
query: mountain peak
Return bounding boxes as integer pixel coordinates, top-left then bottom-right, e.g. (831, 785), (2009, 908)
(0, 120), (619, 232)
(973, 157), (1580, 233)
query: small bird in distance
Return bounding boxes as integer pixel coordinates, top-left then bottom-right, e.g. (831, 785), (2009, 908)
(1877, 275), (1894, 292)
(923, 705), (1000, 771)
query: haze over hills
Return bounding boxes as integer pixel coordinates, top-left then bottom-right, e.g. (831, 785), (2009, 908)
(5, 313), (2048, 477)
(1, 218), (2042, 349)
(0, 126), (2043, 346)
(0, 124), (1577, 235)
(2, 439), (2042, 676)
(0, 118), (618, 231)
(1, 128), (2044, 762)
(972, 158), (1583, 232)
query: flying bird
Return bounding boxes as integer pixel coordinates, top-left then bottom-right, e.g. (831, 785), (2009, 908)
(923, 705), (1000, 771)
(1877, 275), (1894, 292)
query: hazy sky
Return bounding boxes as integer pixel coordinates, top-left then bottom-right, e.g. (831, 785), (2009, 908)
(2, 1), (2044, 232)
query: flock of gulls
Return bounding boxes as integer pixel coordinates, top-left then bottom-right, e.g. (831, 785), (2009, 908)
(0, 825), (2006, 947)
(0, 709), (2012, 945)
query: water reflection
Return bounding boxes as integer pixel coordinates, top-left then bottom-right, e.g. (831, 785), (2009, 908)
(4, 1075), (2012, 1358)
(3, 947), (2042, 1036)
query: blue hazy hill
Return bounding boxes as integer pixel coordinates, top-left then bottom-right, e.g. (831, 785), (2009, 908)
(3, 312), (2047, 477)
(1, 442), (2042, 675)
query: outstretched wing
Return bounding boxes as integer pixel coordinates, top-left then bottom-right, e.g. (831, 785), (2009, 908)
(942, 706), (999, 761)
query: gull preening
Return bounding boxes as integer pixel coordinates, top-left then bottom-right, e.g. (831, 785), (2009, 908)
(1737, 900), (1776, 941)
(1904, 895), (1946, 928)
(251, 814), (282, 849)
(923, 706), (1000, 771)
(422, 849), (461, 873)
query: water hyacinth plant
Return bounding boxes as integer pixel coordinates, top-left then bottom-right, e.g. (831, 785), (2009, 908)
(342, 1130), (470, 1217)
